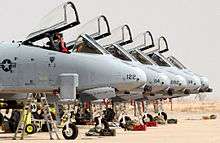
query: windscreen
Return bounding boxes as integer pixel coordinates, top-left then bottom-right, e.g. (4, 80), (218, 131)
(167, 56), (186, 69)
(148, 53), (170, 67)
(106, 45), (132, 61)
(130, 50), (153, 65)
(72, 34), (109, 54)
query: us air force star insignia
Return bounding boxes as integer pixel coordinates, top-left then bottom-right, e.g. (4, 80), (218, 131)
(0, 59), (16, 72)
(49, 56), (55, 63)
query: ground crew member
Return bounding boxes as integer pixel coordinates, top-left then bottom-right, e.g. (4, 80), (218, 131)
(49, 104), (56, 120)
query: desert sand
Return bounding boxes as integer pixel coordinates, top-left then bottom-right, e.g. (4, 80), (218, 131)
(0, 101), (219, 143)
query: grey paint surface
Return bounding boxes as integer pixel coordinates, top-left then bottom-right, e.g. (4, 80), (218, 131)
(0, 41), (146, 93)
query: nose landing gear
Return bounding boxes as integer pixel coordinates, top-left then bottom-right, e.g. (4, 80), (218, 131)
(62, 123), (78, 140)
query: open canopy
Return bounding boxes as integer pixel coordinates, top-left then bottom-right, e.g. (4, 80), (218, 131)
(65, 15), (110, 50)
(23, 1), (80, 44)
(76, 15), (110, 40)
(158, 36), (169, 54)
(123, 31), (155, 52)
(97, 25), (133, 47)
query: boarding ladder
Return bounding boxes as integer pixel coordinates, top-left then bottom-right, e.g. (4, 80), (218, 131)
(13, 93), (60, 140)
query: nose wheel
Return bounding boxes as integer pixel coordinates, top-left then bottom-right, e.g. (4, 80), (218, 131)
(161, 112), (167, 121)
(142, 114), (153, 123)
(61, 103), (79, 140)
(62, 123), (78, 140)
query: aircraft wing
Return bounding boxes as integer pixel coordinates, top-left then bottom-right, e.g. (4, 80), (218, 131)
(111, 93), (189, 103)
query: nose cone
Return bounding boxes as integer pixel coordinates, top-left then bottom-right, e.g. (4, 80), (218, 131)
(133, 67), (147, 87)
(114, 62), (147, 91)
(200, 76), (209, 88)
(192, 75), (202, 89)
(158, 73), (170, 88)
(175, 75), (187, 89)
(199, 76), (212, 92)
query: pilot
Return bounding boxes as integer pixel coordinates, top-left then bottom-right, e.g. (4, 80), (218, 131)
(53, 33), (69, 53)
(74, 42), (84, 52)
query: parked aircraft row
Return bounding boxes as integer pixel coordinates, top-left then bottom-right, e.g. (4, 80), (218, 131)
(0, 1), (212, 140)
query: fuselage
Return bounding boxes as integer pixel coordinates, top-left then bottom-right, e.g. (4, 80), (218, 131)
(0, 42), (146, 93)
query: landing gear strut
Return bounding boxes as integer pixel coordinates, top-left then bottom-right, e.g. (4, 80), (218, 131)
(58, 73), (79, 140)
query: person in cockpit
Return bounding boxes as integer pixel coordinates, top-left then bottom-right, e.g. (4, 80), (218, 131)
(75, 42), (84, 52)
(53, 33), (69, 53)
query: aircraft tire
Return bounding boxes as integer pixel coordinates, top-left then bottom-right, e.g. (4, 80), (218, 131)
(62, 123), (78, 140)
(142, 114), (154, 123)
(119, 116), (131, 128)
(161, 112), (167, 121)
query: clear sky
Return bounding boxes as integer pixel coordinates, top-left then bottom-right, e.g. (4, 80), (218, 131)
(0, 0), (219, 99)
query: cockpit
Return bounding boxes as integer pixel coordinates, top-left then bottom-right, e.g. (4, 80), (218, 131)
(67, 15), (111, 55)
(71, 34), (109, 55)
(167, 56), (186, 69)
(105, 45), (132, 61)
(22, 1), (80, 53)
(130, 50), (153, 65)
(148, 53), (170, 67)
(95, 25), (139, 61)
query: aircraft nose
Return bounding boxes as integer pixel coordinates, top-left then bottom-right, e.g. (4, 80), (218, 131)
(115, 64), (147, 91)
(175, 75), (187, 88)
(200, 76), (209, 88)
(134, 67), (147, 86)
(192, 76), (202, 89)
(158, 73), (170, 87)
(199, 77), (212, 92)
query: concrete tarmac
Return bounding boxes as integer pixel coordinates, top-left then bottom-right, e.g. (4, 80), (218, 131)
(0, 112), (219, 143)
